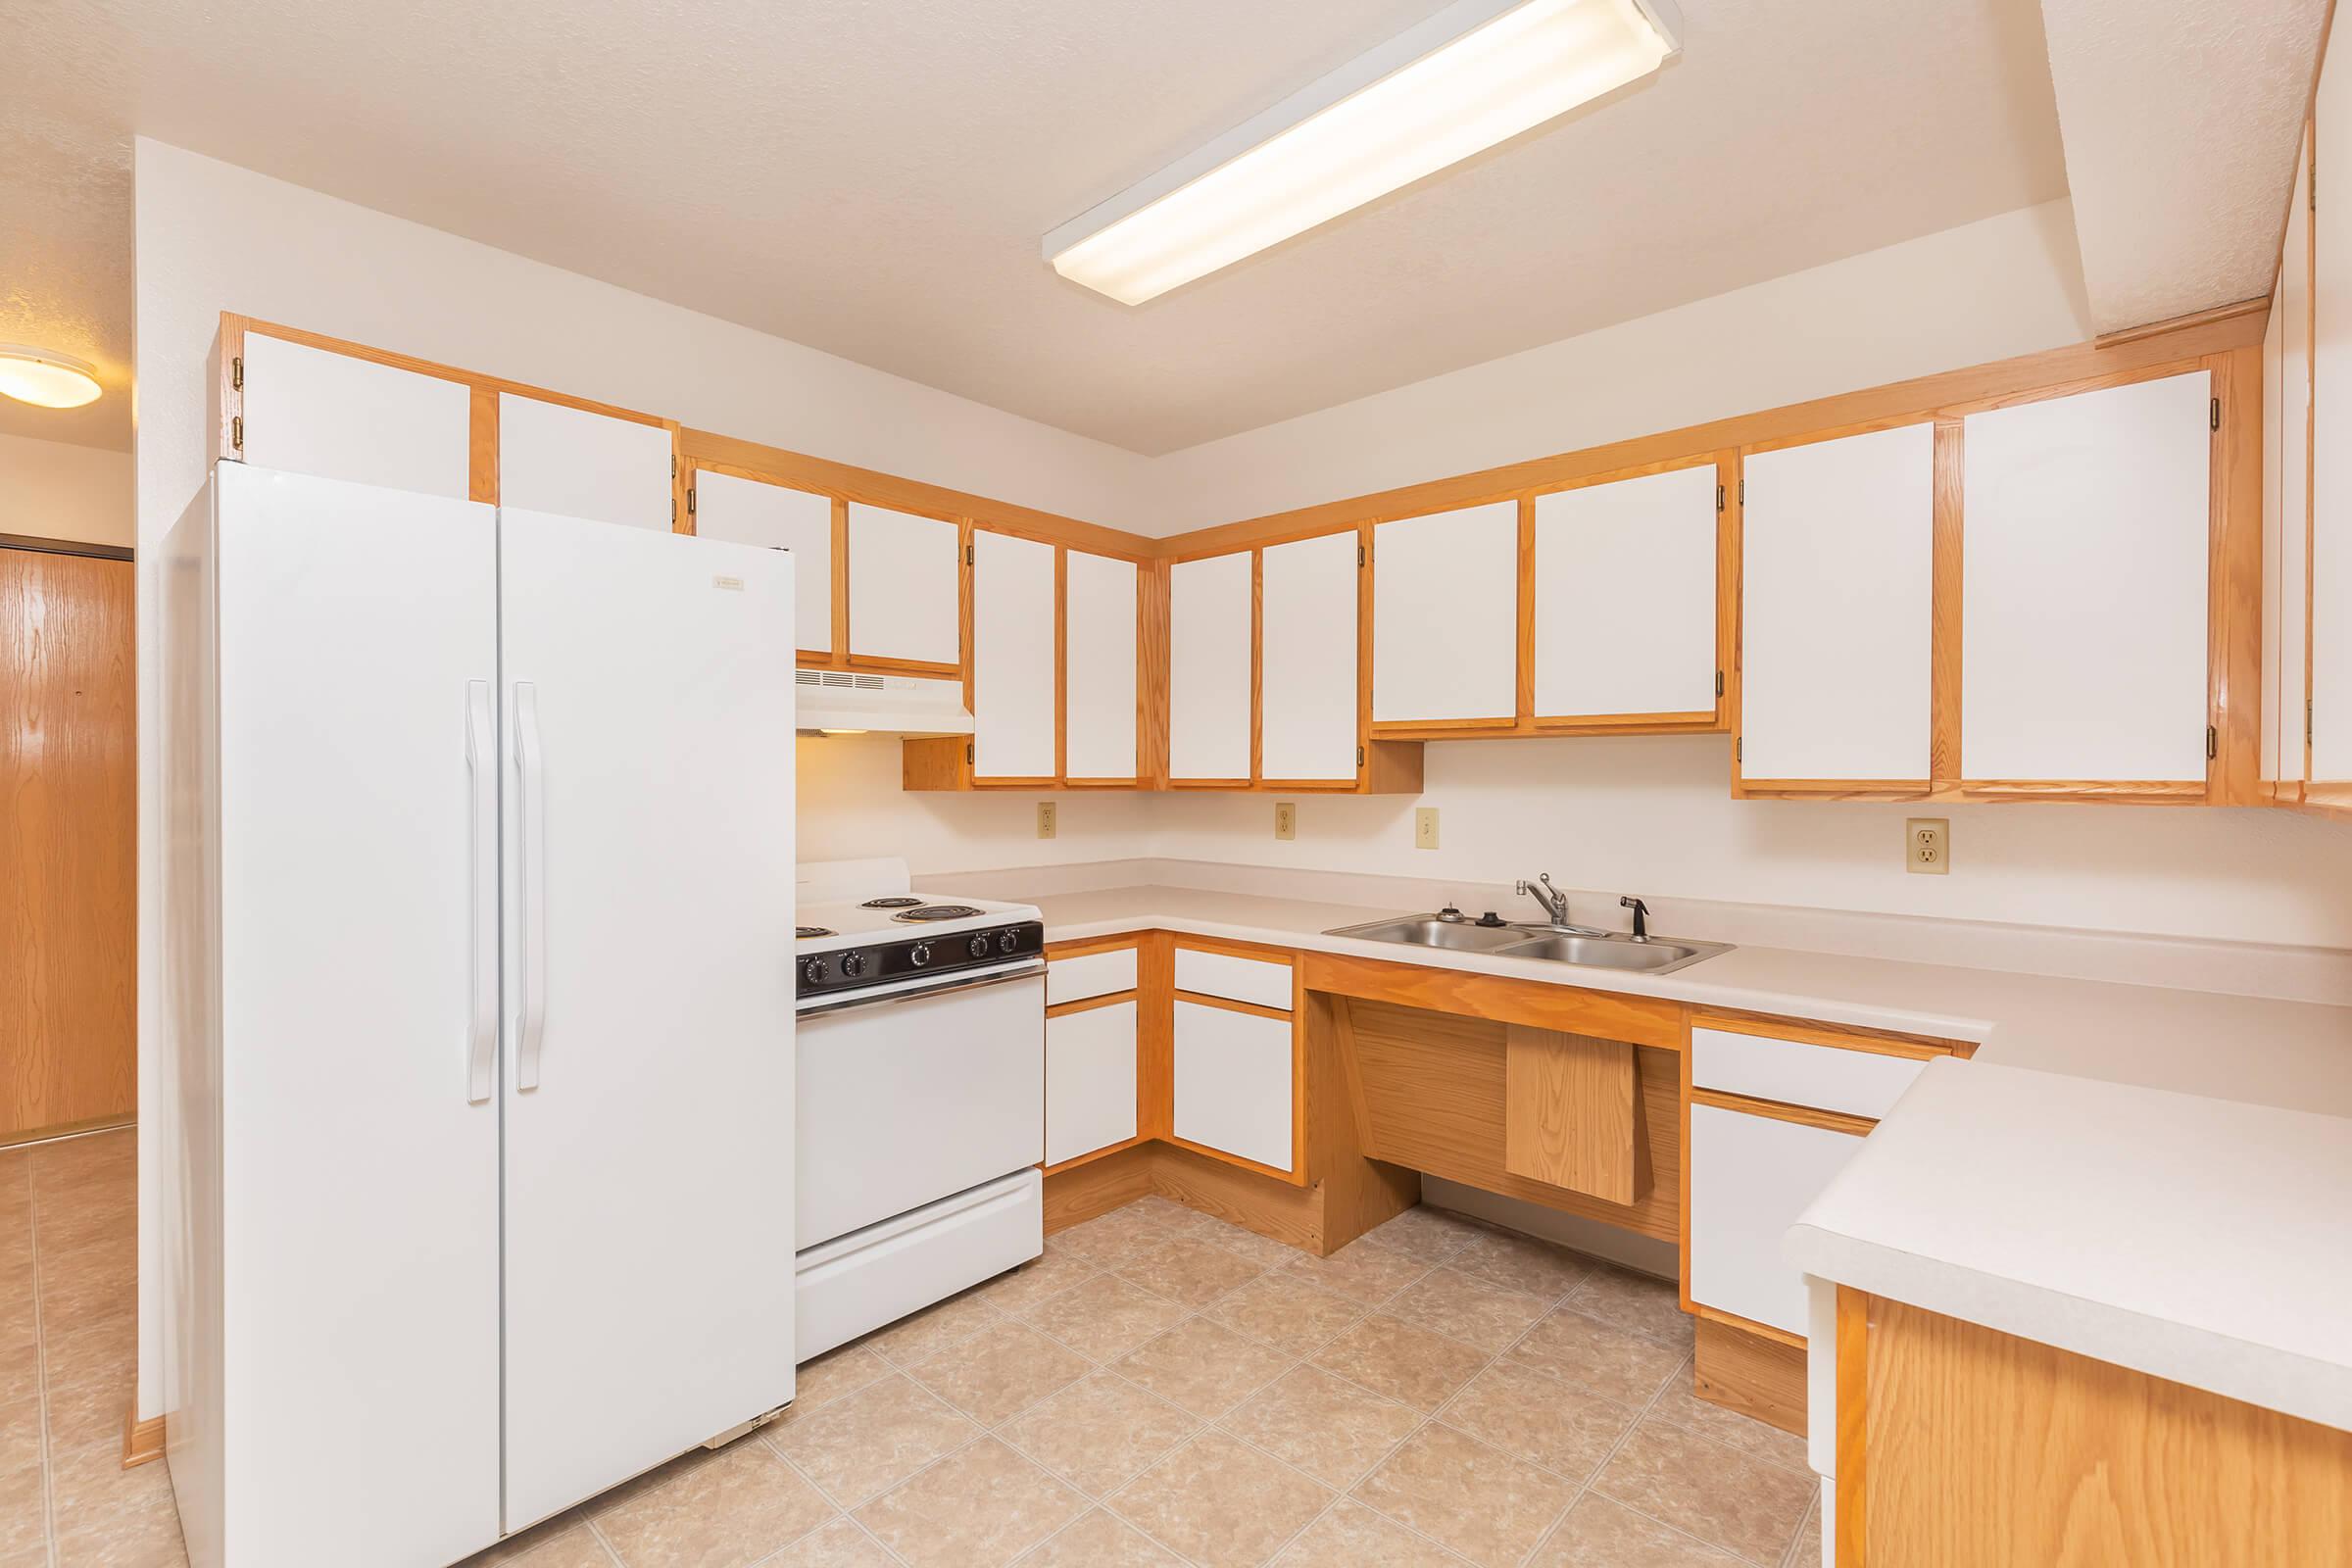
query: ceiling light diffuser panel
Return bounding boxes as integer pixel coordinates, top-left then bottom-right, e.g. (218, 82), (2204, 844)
(0, 345), (104, 408)
(1046, 0), (1682, 305)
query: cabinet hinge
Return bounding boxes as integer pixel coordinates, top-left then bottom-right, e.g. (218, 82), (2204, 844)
(670, 455), (677, 478)
(230, 355), (243, 391)
(965, 544), (974, 565)
(686, 487), (696, 515)
(2210, 397), (2221, 432)
(1715, 669), (1725, 698)
(1739, 478), (1746, 504)
(2310, 697), (2317, 745)
(1715, 483), (1725, 514)
(1358, 543), (1366, 567)
(1736, 736), (1742, 763)
(1356, 745), (1366, 766)
(670, 498), (677, 524)
(965, 743), (974, 765)
(2206, 724), (2219, 760)
(230, 415), (243, 451)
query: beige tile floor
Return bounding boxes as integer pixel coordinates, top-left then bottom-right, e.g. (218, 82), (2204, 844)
(3, 1137), (1824, 1568)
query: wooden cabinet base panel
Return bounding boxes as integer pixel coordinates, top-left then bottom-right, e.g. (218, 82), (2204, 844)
(1335, 994), (1682, 1243)
(1042, 1140), (1419, 1260)
(122, 1402), (165, 1469)
(1692, 1314), (1807, 1437)
(1840, 1290), (2352, 1567)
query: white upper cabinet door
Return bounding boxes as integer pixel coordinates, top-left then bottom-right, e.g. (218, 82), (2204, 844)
(2316, 51), (2352, 782)
(1065, 551), (1140, 780)
(1962, 372), (2212, 783)
(1169, 553), (1254, 780)
(847, 504), (961, 666)
(692, 471), (834, 658)
(1740, 424), (1935, 781)
(1259, 531), (1359, 780)
(1372, 502), (1518, 722)
(239, 334), (471, 498)
(1532, 465), (1719, 718)
(972, 530), (1057, 779)
(498, 393), (674, 530)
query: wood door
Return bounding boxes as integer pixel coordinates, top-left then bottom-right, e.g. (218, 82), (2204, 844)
(1739, 423), (1935, 786)
(1531, 462), (1720, 722)
(1064, 551), (1140, 782)
(1960, 371), (2213, 785)
(1371, 501), (1518, 723)
(2, 544), (136, 1142)
(1258, 531), (1359, 782)
(971, 528), (1057, 781)
(1167, 553), (1253, 782)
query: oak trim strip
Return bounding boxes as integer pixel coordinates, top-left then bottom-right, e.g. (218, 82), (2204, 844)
(1171, 989), (1293, 1023)
(1046, 991), (1140, 1020)
(1689, 1086), (1877, 1139)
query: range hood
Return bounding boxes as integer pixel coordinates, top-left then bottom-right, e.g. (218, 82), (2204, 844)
(796, 667), (973, 737)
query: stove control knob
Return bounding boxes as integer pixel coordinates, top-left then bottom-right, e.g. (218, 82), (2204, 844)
(909, 942), (932, 968)
(802, 957), (826, 986)
(967, 934), (991, 959)
(840, 952), (865, 978)
(998, 929), (1019, 956)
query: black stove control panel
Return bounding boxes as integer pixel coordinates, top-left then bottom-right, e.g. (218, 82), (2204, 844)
(798, 920), (1044, 1000)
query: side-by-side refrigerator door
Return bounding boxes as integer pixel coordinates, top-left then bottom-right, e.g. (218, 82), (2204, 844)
(213, 464), (502, 1568)
(497, 509), (799, 1530)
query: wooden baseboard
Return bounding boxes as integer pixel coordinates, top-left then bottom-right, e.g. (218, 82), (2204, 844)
(122, 1400), (165, 1468)
(1693, 1314), (1808, 1436)
(3, 1114), (134, 1152)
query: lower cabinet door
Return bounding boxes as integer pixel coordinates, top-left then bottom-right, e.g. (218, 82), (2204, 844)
(1045, 1002), (1138, 1166)
(1688, 1102), (1863, 1337)
(1172, 1000), (1295, 1172)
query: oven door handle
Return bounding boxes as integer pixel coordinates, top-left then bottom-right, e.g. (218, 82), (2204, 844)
(797, 961), (1044, 1020)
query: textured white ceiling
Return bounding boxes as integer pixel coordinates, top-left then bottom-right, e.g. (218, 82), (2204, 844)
(5, 0), (2069, 455)
(2040, 0), (2328, 333)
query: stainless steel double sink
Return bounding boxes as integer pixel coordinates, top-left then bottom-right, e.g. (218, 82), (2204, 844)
(1324, 914), (1729, 975)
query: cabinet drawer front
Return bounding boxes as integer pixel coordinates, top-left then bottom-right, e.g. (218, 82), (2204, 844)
(1689, 1102), (1862, 1336)
(1690, 1026), (1928, 1120)
(1047, 948), (1138, 1005)
(1172, 1001), (1294, 1172)
(1046, 1003), (1139, 1166)
(1173, 948), (1293, 1011)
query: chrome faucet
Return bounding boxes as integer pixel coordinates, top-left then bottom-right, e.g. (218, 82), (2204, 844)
(1515, 872), (1603, 934)
(1516, 872), (1570, 925)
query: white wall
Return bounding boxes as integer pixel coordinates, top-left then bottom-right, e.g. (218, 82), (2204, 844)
(128, 140), (1158, 1419)
(0, 430), (133, 548)
(1147, 737), (2352, 950)
(1141, 201), (2091, 531)
(798, 736), (1150, 870)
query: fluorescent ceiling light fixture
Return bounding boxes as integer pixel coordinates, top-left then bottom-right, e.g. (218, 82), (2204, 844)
(0, 345), (103, 409)
(1045, 0), (1681, 305)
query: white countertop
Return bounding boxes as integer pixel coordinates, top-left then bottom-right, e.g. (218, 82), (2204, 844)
(1026, 884), (2352, 1114)
(1787, 1058), (2352, 1433)
(1021, 881), (2352, 1427)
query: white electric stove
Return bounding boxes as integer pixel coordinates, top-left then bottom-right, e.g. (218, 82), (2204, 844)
(790, 858), (1046, 1360)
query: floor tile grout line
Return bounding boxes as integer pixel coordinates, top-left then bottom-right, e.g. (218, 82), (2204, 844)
(25, 1154), (59, 1568)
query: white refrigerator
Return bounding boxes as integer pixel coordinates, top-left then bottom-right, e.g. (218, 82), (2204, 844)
(161, 463), (799, 1568)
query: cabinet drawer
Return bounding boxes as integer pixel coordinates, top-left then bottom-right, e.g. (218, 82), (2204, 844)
(1690, 1026), (1929, 1120)
(1046, 1002), (1139, 1166)
(1047, 948), (1138, 1005)
(1172, 1001), (1295, 1172)
(1173, 948), (1293, 1011)
(1689, 1102), (1863, 1337)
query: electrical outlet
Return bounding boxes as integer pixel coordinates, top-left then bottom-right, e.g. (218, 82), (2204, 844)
(1274, 802), (1297, 841)
(1906, 817), (1948, 874)
(1036, 801), (1057, 840)
(1414, 807), (1440, 851)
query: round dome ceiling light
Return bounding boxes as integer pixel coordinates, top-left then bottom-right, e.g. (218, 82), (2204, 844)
(0, 345), (104, 409)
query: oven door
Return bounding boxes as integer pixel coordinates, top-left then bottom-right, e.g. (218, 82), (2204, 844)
(796, 965), (1046, 1250)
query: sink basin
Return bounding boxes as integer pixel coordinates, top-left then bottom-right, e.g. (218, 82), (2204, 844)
(1326, 916), (1544, 953)
(1492, 932), (1723, 974)
(1327, 914), (1730, 975)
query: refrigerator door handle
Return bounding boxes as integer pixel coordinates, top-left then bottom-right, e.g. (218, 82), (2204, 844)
(514, 680), (550, 1091)
(465, 679), (498, 1104)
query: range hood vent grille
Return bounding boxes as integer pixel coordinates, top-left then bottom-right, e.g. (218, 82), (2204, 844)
(795, 666), (972, 738)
